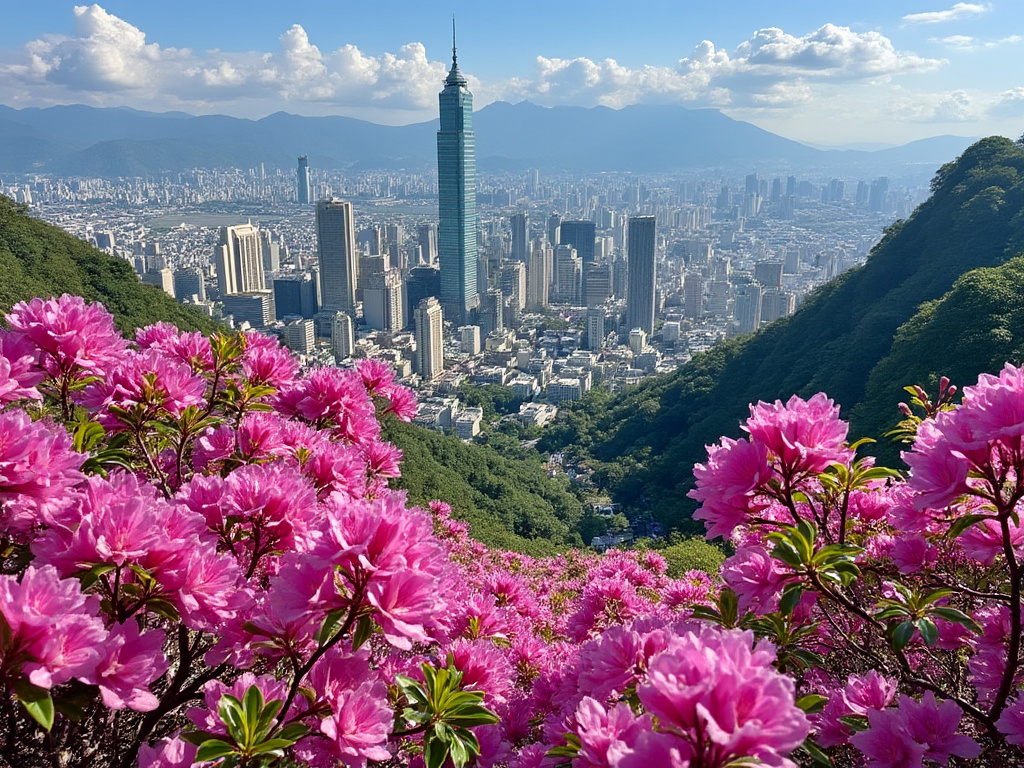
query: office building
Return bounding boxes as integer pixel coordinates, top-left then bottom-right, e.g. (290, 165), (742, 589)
(414, 297), (445, 381)
(626, 216), (656, 335)
(753, 261), (784, 289)
(222, 291), (274, 328)
(584, 262), (611, 308)
(554, 245), (581, 305)
(141, 269), (174, 298)
(273, 273), (319, 320)
(586, 307), (605, 351)
(511, 213), (528, 262)
(173, 268), (206, 303)
(417, 223), (438, 265)
(216, 223), (265, 296)
(406, 265), (441, 325)
(331, 312), (355, 361)
(363, 270), (404, 332)
(546, 213), (561, 246)
(527, 243), (550, 310)
(282, 318), (315, 354)
(316, 199), (358, 312)
(437, 36), (479, 325)
(683, 274), (704, 319)
(559, 220), (596, 263)
(501, 262), (526, 313)
(297, 156), (310, 205)
(460, 325), (481, 355)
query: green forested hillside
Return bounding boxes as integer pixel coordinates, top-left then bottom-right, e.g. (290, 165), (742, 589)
(541, 136), (1024, 531)
(0, 194), (220, 334)
(384, 418), (586, 556)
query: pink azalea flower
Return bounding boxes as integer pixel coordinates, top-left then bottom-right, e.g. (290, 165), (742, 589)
(636, 626), (809, 768)
(0, 330), (44, 403)
(136, 736), (197, 768)
(689, 436), (772, 540)
(357, 358), (394, 396)
(0, 565), (106, 689)
(381, 383), (418, 421)
(816, 671), (897, 748)
(851, 693), (979, 767)
(743, 392), (852, 477)
(87, 620), (168, 711)
(574, 697), (649, 768)
(721, 545), (787, 615)
(850, 707), (927, 768)
(446, 638), (515, 705)
(6, 294), (128, 380)
(136, 323), (214, 372)
(996, 694), (1024, 748)
(241, 333), (298, 389)
(0, 409), (84, 530)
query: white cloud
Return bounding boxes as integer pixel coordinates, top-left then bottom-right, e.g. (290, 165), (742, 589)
(990, 87), (1024, 117)
(498, 24), (941, 111)
(931, 33), (1022, 50)
(893, 89), (976, 122)
(0, 5), (447, 115)
(902, 3), (990, 24)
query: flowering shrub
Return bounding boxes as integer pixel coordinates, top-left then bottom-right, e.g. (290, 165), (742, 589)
(2, 294), (1023, 767)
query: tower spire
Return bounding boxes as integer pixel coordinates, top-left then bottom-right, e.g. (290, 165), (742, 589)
(444, 16), (467, 87)
(452, 16), (457, 67)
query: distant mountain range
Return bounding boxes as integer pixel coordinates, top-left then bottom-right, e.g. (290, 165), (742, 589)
(0, 102), (978, 178)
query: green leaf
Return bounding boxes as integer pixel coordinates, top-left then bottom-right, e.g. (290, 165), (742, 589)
(800, 736), (835, 767)
(15, 679), (54, 731)
(242, 685), (265, 746)
(796, 694), (828, 714)
(948, 514), (989, 539)
(929, 606), (982, 633)
(423, 732), (447, 768)
(180, 730), (226, 746)
(916, 618), (939, 647)
(195, 739), (238, 762)
(352, 614), (374, 650)
(839, 714), (870, 732)
(779, 584), (803, 615)
(771, 540), (803, 569)
(892, 620), (915, 651)
(276, 722), (310, 742)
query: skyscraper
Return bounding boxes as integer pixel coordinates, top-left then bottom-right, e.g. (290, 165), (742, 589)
(297, 156), (310, 205)
(216, 223), (265, 296)
(414, 297), (445, 382)
(558, 220), (596, 264)
(437, 27), (478, 326)
(316, 199), (358, 312)
(511, 213), (528, 262)
(626, 216), (656, 335)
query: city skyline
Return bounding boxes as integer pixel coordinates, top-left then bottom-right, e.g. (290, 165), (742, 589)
(0, 3), (1021, 146)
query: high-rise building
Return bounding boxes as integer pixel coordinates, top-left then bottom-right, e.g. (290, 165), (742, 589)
(141, 269), (175, 298)
(554, 245), (581, 305)
(173, 269), (206, 303)
(331, 312), (355, 361)
(735, 284), (763, 335)
(216, 224), (265, 296)
(297, 156), (310, 205)
(546, 213), (561, 246)
(626, 216), (656, 335)
(363, 270), (404, 332)
(222, 291), (274, 328)
(586, 307), (605, 351)
(753, 261), (784, 289)
(501, 262), (526, 313)
(316, 199), (358, 312)
(417, 223), (438, 265)
(527, 243), (550, 310)
(406, 265), (441, 325)
(273, 273), (319, 320)
(683, 274), (704, 319)
(282, 318), (315, 354)
(559, 220), (596, 264)
(511, 213), (529, 262)
(584, 262), (611, 308)
(414, 297), (445, 381)
(437, 33), (479, 325)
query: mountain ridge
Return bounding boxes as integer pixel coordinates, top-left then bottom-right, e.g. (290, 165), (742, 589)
(0, 101), (978, 176)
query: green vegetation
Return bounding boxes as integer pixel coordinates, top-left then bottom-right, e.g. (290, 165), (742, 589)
(658, 538), (727, 578)
(541, 137), (1024, 531)
(383, 418), (585, 556)
(0, 194), (220, 334)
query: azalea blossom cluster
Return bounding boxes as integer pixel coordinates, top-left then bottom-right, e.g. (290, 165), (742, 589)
(689, 370), (1024, 764)
(0, 296), (796, 768)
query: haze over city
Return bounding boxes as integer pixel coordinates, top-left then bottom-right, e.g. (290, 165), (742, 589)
(1, 1), (1022, 145)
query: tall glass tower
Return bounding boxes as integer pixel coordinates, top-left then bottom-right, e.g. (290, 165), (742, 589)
(297, 156), (310, 205)
(437, 27), (478, 326)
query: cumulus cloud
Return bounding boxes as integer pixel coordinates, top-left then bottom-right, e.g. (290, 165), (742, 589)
(902, 3), (990, 24)
(498, 24), (941, 111)
(990, 87), (1024, 117)
(0, 4), (448, 115)
(893, 89), (976, 122)
(0, 6), (946, 124)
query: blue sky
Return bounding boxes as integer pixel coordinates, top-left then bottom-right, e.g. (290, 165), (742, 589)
(0, 1), (1022, 145)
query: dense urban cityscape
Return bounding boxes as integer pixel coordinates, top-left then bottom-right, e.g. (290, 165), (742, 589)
(1, 47), (925, 442)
